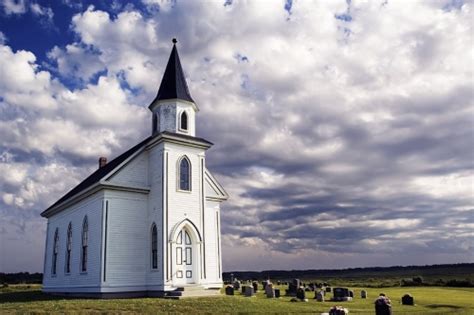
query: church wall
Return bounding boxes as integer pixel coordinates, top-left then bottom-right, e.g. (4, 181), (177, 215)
(203, 200), (222, 286)
(102, 190), (149, 290)
(43, 192), (104, 292)
(164, 142), (205, 282)
(107, 151), (149, 187)
(147, 144), (165, 289)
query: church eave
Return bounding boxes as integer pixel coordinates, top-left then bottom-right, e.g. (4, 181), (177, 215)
(146, 131), (213, 151)
(40, 183), (151, 218)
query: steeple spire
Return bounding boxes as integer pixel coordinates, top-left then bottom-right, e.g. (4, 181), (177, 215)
(154, 38), (194, 103)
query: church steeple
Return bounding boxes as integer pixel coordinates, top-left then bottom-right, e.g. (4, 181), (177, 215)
(149, 39), (198, 137)
(154, 38), (194, 104)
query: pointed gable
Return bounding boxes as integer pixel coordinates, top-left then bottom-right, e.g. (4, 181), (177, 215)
(154, 39), (194, 103)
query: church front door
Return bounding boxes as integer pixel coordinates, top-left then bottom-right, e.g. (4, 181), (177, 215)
(175, 229), (194, 284)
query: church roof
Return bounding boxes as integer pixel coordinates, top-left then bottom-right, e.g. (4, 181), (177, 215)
(41, 132), (212, 217)
(154, 39), (195, 104)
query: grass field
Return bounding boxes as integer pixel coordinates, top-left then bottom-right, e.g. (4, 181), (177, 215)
(1, 284), (473, 314)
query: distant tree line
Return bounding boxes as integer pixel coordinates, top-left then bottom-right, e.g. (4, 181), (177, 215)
(1, 272), (42, 284)
(223, 263), (474, 288)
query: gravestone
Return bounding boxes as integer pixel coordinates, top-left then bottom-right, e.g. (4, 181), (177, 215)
(401, 294), (414, 305)
(233, 280), (241, 290)
(265, 283), (275, 298)
(287, 279), (300, 296)
(375, 295), (392, 315)
(274, 288), (281, 298)
(241, 286), (246, 294)
(361, 290), (367, 299)
(326, 286), (332, 293)
(296, 287), (306, 300)
(349, 290), (354, 298)
(225, 285), (234, 295)
(316, 290), (325, 302)
(245, 286), (255, 297)
(252, 281), (258, 292)
(333, 287), (352, 301)
(329, 306), (349, 315)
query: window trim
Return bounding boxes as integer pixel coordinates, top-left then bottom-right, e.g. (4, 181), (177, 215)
(151, 223), (158, 270)
(65, 222), (72, 274)
(177, 156), (192, 192)
(81, 216), (88, 273)
(51, 228), (59, 277)
(178, 110), (189, 133)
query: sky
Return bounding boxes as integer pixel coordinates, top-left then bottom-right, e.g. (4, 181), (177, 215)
(0, 0), (473, 273)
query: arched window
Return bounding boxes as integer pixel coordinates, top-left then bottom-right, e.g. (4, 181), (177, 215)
(52, 228), (59, 275)
(151, 224), (158, 269)
(81, 216), (88, 272)
(65, 223), (72, 273)
(179, 157), (191, 191)
(180, 111), (188, 131)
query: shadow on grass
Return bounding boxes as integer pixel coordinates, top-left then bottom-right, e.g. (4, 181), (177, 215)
(425, 304), (462, 309)
(0, 290), (83, 304)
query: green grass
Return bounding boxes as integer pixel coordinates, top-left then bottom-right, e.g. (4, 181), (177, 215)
(1, 285), (473, 314)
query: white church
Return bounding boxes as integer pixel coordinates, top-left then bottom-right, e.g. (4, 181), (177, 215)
(41, 39), (228, 298)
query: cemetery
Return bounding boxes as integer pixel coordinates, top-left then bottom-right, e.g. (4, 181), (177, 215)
(1, 282), (474, 313)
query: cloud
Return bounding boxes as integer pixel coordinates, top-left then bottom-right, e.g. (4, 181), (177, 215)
(1, 0), (27, 15)
(1, 1), (473, 272)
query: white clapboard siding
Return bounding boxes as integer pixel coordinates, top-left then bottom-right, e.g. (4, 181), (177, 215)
(147, 144), (165, 287)
(107, 151), (149, 187)
(103, 190), (148, 287)
(43, 192), (104, 292)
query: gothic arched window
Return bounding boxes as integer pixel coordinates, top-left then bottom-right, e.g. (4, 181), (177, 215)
(151, 223), (158, 269)
(81, 216), (88, 272)
(179, 157), (191, 191)
(180, 111), (188, 131)
(52, 228), (59, 275)
(65, 223), (72, 273)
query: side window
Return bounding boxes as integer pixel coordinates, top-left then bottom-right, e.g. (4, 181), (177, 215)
(179, 157), (191, 191)
(151, 224), (158, 269)
(180, 111), (188, 131)
(81, 216), (88, 272)
(52, 228), (59, 275)
(65, 223), (72, 274)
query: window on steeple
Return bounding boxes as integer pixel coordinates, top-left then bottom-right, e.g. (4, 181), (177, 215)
(153, 113), (159, 133)
(179, 157), (191, 191)
(180, 111), (188, 131)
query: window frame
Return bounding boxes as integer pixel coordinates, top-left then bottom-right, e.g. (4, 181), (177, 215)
(177, 156), (191, 192)
(51, 228), (59, 276)
(81, 216), (88, 273)
(65, 222), (72, 274)
(151, 223), (158, 270)
(179, 110), (188, 132)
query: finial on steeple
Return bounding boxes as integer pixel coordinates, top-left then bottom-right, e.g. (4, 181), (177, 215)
(172, 38), (177, 44)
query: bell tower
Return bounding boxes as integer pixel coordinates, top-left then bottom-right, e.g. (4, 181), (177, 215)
(149, 38), (198, 137)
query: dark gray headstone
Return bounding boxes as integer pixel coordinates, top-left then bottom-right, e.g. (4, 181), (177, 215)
(296, 287), (306, 300)
(252, 281), (258, 292)
(375, 296), (392, 315)
(275, 288), (281, 298)
(401, 294), (414, 305)
(225, 286), (234, 295)
(349, 290), (354, 298)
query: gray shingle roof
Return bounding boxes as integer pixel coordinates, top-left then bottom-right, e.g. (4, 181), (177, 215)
(154, 42), (195, 103)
